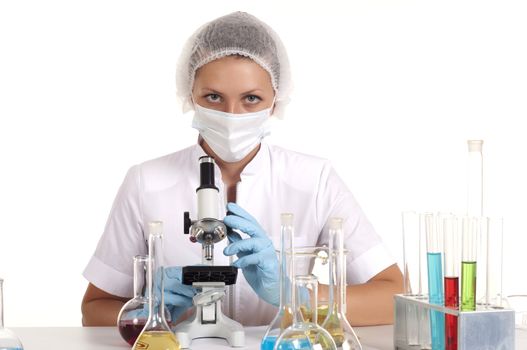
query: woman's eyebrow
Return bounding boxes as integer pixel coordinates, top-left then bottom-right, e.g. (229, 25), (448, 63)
(239, 89), (263, 96)
(200, 88), (263, 95)
(200, 87), (223, 94)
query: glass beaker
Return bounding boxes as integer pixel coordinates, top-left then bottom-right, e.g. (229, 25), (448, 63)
(261, 213), (299, 350)
(0, 279), (24, 350)
(321, 218), (362, 350)
(117, 255), (173, 346)
(274, 274), (337, 350)
(132, 222), (180, 350)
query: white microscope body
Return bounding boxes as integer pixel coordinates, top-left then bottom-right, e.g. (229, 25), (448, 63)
(174, 156), (244, 348)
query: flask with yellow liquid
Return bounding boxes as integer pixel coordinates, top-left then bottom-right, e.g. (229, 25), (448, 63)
(133, 221), (180, 350)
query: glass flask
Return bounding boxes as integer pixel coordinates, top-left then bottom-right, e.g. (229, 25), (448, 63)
(321, 218), (362, 350)
(117, 255), (148, 346)
(261, 213), (299, 350)
(274, 274), (337, 350)
(289, 246), (330, 324)
(117, 255), (172, 346)
(132, 221), (180, 350)
(0, 278), (24, 350)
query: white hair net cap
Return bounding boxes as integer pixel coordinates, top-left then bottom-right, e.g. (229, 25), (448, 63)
(176, 11), (292, 119)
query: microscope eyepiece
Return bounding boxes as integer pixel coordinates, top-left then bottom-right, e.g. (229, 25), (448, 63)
(198, 156), (218, 192)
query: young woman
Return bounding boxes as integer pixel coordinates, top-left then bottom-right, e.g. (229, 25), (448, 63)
(81, 11), (403, 327)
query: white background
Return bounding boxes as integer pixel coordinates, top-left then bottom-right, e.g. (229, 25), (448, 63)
(1, 0), (526, 326)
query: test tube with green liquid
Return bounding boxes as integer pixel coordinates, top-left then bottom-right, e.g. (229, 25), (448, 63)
(461, 217), (478, 311)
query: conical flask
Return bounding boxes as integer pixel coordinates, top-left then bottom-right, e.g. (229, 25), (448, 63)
(321, 218), (362, 349)
(132, 221), (180, 350)
(261, 213), (298, 350)
(0, 279), (24, 350)
(274, 274), (337, 350)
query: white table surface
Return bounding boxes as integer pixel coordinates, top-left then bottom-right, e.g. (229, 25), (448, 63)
(10, 325), (527, 349)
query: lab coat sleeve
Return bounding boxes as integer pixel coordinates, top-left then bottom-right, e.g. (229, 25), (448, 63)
(82, 165), (146, 298)
(315, 162), (395, 285)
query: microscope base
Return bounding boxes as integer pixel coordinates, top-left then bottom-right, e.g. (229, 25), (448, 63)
(174, 305), (245, 348)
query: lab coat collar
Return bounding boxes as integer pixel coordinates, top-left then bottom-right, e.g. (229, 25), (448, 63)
(239, 142), (269, 177)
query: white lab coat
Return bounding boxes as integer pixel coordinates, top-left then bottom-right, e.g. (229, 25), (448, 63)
(83, 141), (395, 326)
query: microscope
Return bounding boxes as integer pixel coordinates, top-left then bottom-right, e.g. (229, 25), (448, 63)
(173, 156), (245, 348)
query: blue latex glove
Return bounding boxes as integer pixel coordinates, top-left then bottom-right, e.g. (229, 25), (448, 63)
(158, 266), (196, 322)
(223, 202), (280, 306)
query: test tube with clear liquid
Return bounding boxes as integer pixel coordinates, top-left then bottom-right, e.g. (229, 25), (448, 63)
(132, 221), (180, 350)
(321, 217), (362, 350)
(486, 217), (504, 309)
(402, 211), (431, 348)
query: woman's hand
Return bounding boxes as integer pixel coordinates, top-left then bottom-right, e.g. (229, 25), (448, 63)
(223, 202), (280, 306)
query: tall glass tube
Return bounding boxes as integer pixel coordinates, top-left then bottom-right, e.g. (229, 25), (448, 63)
(133, 221), (180, 350)
(321, 217), (362, 350)
(261, 213), (295, 350)
(443, 216), (460, 350)
(425, 213), (444, 350)
(466, 140), (487, 307)
(467, 140), (483, 217)
(461, 217), (478, 311)
(274, 274), (337, 350)
(0, 279), (24, 350)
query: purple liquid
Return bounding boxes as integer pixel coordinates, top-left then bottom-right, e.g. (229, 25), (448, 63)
(118, 320), (146, 346)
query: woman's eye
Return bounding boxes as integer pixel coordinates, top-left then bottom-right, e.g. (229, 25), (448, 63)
(245, 95), (261, 104)
(205, 94), (222, 103)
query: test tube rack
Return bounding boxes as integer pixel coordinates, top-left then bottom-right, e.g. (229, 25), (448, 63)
(394, 294), (514, 350)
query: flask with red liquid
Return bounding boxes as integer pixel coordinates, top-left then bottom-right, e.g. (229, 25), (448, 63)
(117, 254), (171, 346)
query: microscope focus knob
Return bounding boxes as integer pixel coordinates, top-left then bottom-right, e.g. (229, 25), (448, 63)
(184, 212), (191, 234)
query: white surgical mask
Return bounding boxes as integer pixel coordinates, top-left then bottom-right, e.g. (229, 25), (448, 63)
(191, 103), (273, 162)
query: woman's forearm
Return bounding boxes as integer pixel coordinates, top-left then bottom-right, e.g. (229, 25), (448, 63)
(346, 278), (402, 325)
(319, 264), (404, 326)
(81, 283), (128, 326)
(82, 298), (125, 326)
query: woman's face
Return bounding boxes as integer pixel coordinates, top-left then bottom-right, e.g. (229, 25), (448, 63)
(192, 55), (275, 114)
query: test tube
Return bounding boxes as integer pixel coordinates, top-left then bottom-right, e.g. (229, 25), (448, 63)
(402, 211), (425, 297)
(486, 217), (504, 309)
(425, 213), (445, 350)
(419, 213), (432, 350)
(401, 211), (427, 347)
(443, 215), (460, 350)
(461, 217), (478, 311)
